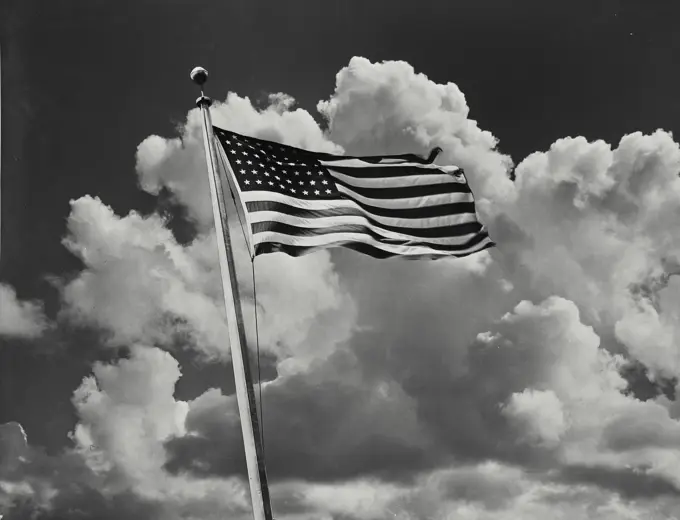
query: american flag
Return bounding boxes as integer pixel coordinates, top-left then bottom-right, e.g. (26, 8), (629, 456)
(213, 126), (495, 259)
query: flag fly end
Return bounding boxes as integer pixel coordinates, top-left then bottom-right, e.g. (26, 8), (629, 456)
(426, 147), (443, 164)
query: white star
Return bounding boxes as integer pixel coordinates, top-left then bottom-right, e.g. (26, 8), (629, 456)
(275, 175), (280, 180)
(294, 171), (300, 175)
(236, 142), (243, 147)
(246, 160), (253, 165)
(314, 190), (320, 195)
(303, 190), (309, 195)
(321, 180), (328, 185)
(268, 181), (274, 186)
(280, 184), (286, 189)
(264, 172), (270, 177)
(256, 179), (262, 184)
(290, 188), (296, 193)
(240, 169), (246, 174)
(310, 180), (316, 185)
(244, 180), (250, 185)
(286, 179), (292, 184)
(306, 171), (313, 175)
(242, 151), (248, 156)
(325, 189), (331, 194)
(252, 170), (258, 175)
(235, 159), (242, 164)
(299, 181), (304, 185)
(225, 139), (231, 144)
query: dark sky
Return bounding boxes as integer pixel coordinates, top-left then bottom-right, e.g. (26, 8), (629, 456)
(1, 0), (680, 452)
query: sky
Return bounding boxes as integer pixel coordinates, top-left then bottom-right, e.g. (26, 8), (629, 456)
(2, 0), (680, 518)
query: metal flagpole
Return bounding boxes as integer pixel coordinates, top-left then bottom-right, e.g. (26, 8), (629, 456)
(0, 43), (3, 264)
(190, 67), (273, 520)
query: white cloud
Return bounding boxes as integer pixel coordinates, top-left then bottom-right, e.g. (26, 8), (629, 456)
(503, 389), (567, 448)
(0, 283), (47, 339)
(10, 56), (680, 520)
(136, 93), (342, 231)
(495, 131), (680, 380)
(60, 196), (232, 358)
(62, 92), (357, 368)
(270, 463), (677, 520)
(70, 345), (189, 492)
(317, 56), (515, 206)
(616, 276), (680, 376)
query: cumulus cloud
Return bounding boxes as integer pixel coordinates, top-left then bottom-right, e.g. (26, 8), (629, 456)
(166, 292), (680, 510)
(8, 56), (680, 519)
(60, 196), (232, 358)
(1, 348), (254, 520)
(69, 345), (189, 491)
(502, 388), (567, 448)
(0, 283), (47, 338)
(60, 91), (356, 368)
(165, 348), (438, 483)
(318, 56), (514, 206)
(267, 463), (679, 520)
(494, 131), (680, 378)
(136, 92), (342, 231)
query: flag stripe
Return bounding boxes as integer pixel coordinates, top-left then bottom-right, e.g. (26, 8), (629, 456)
(256, 240), (495, 259)
(248, 209), (483, 240)
(335, 184), (474, 209)
(321, 162), (462, 178)
(332, 177), (470, 200)
(246, 201), (480, 235)
(320, 159), (461, 172)
(251, 220), (487, 250)
(251, 229), (493, 257)
(242, 191), (478, 220)
(317, 154), (440, 166)
(329, 169), (465, 189)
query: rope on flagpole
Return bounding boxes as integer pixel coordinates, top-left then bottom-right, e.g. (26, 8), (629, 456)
(216, 142), (267, 456)
(251, 260), (266, 458)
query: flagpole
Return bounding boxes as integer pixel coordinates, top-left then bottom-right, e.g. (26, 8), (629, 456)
(190, 67), (274, 520)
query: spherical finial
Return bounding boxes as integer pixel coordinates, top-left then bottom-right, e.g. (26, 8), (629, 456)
(190, 67), (209, 86)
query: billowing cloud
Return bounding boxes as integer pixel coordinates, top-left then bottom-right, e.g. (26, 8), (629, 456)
(7, 56), (680, 520)
(61, 93), (356, 367)
(69, 345), (189, 491)
(502, 388), (567, 448)
(1, 348), (254, 520)
(136, 93), (342, 231)
(60, 196), (231, 357)
(166, 293), (680, 508)
(0, 283), (47, 338)
(493, 131), (680, 379)
(318, 56), (515, 206)
(165, 348), (438, 483)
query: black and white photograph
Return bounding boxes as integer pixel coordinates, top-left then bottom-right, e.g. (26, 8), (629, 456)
(2, 1), (680, 519)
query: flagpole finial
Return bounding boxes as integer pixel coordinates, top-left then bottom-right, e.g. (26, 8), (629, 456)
(190, 67), (212, 108)
(190, 66), (209, 86)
